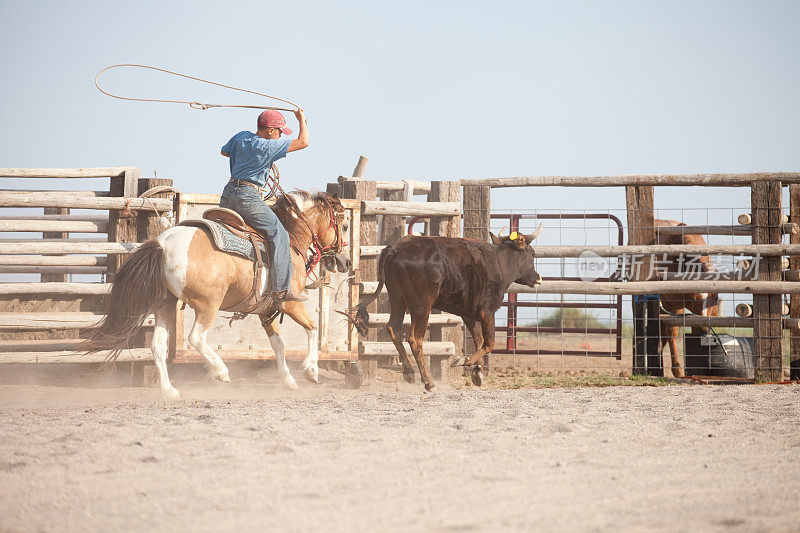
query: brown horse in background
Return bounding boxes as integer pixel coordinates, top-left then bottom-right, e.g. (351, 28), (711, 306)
(654, 219), (720, 378)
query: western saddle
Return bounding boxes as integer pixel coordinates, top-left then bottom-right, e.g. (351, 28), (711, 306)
(203, 208), (271, 313)
(203, 207), (266, 245)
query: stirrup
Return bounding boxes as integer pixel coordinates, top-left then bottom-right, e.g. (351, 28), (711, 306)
(273, 290), (308, 303)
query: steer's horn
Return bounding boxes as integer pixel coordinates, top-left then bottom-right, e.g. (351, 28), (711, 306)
(526, 222), (544, 241)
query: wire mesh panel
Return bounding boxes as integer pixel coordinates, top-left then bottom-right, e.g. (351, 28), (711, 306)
(486, 205), (793, 378)
(491, 212), (624, 358)
(488, 208), (628, 373)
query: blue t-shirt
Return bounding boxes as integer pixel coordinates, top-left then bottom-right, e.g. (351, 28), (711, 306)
(221, 131), (292, 187)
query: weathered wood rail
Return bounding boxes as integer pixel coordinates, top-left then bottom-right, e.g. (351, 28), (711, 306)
(358, 243), (800, 259)
(460, 172), (800, 187)
(361, 280), (800, 295)
(0, 167), (136, 178)
(654, 223), (798, 236)
(0, 167), (174, 365)
(0, 193), (172, 211)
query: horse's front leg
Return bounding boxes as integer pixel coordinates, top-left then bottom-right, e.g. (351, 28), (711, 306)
(260, 315), (299, 390)
(280, 301), (320, 384)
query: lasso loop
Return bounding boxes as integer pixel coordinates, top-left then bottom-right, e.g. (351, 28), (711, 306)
(95, 64), (300, 112)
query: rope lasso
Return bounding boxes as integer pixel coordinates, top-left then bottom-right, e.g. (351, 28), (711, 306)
(139, 185), (181, 222)
(95, 64), (300, 112)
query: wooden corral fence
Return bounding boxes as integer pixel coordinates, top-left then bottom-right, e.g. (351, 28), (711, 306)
(6, 165), (800, 384)
(0, 161), (463, 387)
(328, 156), (464, 384)
(0, 167), (174, 365)
(460, 172), (800, 381)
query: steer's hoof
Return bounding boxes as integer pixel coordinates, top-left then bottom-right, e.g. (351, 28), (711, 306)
(471, 367), (484, 387)
(403, 370), (415, 384)
(450, 355), (466, 368)
(424, 382), (436, 392)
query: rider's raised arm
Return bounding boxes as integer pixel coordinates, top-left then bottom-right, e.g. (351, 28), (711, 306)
(288, 108), (309, 153)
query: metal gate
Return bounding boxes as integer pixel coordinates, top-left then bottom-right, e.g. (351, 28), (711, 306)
(491, 213), (625, 359)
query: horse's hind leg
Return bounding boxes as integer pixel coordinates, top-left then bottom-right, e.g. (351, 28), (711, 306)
(278, 301), (320, 384)
(386, 297), (414, 384)
(187, 304), (230, 383)
(152, 298), (180, 400)
(260, 318), (299, 390)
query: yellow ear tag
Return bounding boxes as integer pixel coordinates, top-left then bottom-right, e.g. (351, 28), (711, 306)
(509, 231), (518, 240)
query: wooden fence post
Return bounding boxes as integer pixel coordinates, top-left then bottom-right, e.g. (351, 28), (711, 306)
(791, 185), (800, 380)
(137, 177), (175, 355)
(41, 207), (69, 283)
(326, 182), (341, 197)
(352, 156), (368, 179)
(342, 178), (378, 383)
(626, 185), (656, 375)
(752, 181), (783, 381)
(428, 181), (463, 381)
(463, 185), (490, 243)
(462, 185), (490, 364)
(107, 168), (140, 281)
(136, 177), (172, 242)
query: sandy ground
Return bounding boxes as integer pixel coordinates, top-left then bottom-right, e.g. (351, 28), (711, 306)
(1, 368), (799, 533)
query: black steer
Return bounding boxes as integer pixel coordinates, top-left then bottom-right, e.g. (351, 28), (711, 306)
(341, 225), (543, 391)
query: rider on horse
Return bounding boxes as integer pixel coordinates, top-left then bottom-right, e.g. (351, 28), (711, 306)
(219, 108), (309, 302)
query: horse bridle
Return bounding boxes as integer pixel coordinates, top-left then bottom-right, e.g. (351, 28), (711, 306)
(315, 202), (346, 254)
(284, 196), (345, 277)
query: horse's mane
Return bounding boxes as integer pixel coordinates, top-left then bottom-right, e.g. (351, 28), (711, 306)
(272, 190), (339, 254)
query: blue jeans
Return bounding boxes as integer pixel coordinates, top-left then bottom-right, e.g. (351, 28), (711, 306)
(219, 182), (292, 293)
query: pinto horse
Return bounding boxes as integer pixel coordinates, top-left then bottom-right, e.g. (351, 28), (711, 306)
(654, 219), (720, 378)
(85, 191), (348, 399)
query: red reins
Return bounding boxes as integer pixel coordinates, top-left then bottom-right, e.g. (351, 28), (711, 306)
(305, 202), (346, 279)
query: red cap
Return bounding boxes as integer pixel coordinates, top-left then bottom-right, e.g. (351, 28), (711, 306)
(257, 110), (293, 135)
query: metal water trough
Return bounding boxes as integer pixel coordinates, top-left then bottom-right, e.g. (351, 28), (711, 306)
(684, 334), (755, 379)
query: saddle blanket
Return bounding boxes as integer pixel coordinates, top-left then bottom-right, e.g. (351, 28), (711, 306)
(178, 219), (269, 264)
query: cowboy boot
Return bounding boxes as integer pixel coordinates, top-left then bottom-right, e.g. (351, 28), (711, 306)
(273, 289), (308, 303)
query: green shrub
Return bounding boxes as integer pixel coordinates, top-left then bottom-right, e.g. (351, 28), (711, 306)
(529, 308), (610, 330)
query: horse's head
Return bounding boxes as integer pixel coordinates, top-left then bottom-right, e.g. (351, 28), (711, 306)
(313, 192), (350, 273)
(284, 191), (350, 273)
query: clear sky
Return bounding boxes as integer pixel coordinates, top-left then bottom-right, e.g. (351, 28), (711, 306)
(1, 0), (798, 216)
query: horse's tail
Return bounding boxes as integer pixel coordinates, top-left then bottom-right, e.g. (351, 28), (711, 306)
(337, 244), (390, 336)
(83, 240), (168, 361)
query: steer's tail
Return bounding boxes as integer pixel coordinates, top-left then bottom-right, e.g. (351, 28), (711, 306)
(337, 245), (390, 336)
(82, 240), (168, 362)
